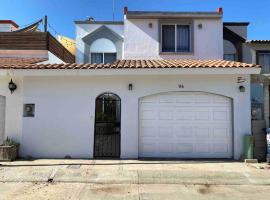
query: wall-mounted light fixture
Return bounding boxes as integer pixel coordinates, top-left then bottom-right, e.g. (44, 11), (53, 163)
(198, 24), (203, 29)
(8, 79), (17, 94)
(128, 83), (133, 91)
(148, 22), (153, 28)
(239, 85), (245, 92)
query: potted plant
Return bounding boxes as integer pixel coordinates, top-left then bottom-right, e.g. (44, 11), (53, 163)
(0, 137), (19, 161)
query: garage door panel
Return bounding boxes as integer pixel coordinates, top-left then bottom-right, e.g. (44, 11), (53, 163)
(159, 95), (175, 103)
(175, 94), (194, 103)
(213, 95), (231, 104)
(140, 96), (158, 104)
(159, 110), (173, 120)
(213, 127), (230, 138)
(174, 126), (193, 138)
(140, 126), (157, 137)
(159, 143), (174, 153)
(175, 143), (193, 153)
(194, 127), (211, 138)
(213, 111), (229, 121)
(175, 110), (193, 120)
(194, 94), (211, 103)
(141, 143), (156, 154)
(139, 92), (233, 158)
(194, 144), (211, 153)
(158, 127), (173, 137)
(195, 111), (210, 120)
(141, 110), (157, 120)
(213, 144), (229, 153)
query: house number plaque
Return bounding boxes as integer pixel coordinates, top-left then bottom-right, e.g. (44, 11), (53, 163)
(178, 84), (184, 89)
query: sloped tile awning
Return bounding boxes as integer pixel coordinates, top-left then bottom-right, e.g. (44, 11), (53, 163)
(0, 59), (260, 70)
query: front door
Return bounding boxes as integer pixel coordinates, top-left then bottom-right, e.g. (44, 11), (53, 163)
(94, 93), (121, 158)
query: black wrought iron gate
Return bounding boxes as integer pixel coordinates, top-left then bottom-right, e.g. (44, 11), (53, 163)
(94, 93), (121, 158)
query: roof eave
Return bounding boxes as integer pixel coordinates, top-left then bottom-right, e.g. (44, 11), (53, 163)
(126, 12), (222, 19)
(0, 67), (260, 77)
(223, 22), (250, 26)
(74, 21), (124, 25)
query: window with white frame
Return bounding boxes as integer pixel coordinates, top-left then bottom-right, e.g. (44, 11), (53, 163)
(90, 38), (117, 64)
(161, 24), (191, 53)
(91, 53), (117, 64)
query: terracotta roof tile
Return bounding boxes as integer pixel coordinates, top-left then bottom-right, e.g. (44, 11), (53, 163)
(0, 57), (48, 66)
(0, 59), (260, 70)
(246, 40), (270, 44)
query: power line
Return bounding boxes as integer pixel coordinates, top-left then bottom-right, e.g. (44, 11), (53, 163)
(48, 23), (59, 36)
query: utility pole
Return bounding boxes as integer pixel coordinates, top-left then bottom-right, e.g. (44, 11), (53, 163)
(44, 15), (47, 32)
(112, 0), (115, 21)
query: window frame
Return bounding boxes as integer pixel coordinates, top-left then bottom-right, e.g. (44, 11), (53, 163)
(90, 52), (117, 64)
(160, 23), (193, 54)
(256, 50), (270, 73)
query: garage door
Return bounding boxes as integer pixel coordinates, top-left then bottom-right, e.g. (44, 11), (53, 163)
(139, 92), (233, 158)
(0, 96), (5, 144)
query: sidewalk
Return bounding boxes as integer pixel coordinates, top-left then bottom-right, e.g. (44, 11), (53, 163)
(0, 159), (269, 185)
(1, 160), (270, 200)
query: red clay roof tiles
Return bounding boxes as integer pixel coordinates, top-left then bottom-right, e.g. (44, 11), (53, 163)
(0, 59), (260, 70)
(0, 57), (47, 66)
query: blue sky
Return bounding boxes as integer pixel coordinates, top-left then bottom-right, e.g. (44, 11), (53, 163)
(0, 0), (269, 39)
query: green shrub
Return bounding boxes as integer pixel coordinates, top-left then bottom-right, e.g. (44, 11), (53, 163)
(2, 137), (18, 146)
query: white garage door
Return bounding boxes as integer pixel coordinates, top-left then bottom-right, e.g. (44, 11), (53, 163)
(139, 92), (233, 158)
(0, 96), (5, 144)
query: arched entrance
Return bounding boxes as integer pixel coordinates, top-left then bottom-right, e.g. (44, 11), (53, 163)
(94, 93), (121, 158)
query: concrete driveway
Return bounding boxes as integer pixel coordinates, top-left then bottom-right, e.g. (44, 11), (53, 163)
(0, 159), (269, 199)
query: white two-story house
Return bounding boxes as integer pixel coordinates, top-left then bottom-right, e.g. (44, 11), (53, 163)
(0, 7), (260, 160)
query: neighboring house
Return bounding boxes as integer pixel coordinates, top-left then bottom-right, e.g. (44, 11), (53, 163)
(0, 19), (75, 145)
(0, 19), (75, 65)
(57, 35), (76, 56)
(246, 40), (270, 161)
(0, 8), (261, 160)
(0, 20), (19, 32)
(222, 21), (270, 161)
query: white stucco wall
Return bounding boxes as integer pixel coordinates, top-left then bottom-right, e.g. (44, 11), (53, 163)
(123, 18), (223, 59)
(75, 23), (124, 63)
(0, 72), (251, 160)
(39, 52), (65, 64)
(0, 76), (23, 144)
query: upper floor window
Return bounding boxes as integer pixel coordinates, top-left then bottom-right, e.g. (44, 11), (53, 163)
(91, 53), (117, 64)
(90, 38), (117, 64)
(161, 24), (191, 53)
(258, 52), (270, 73)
